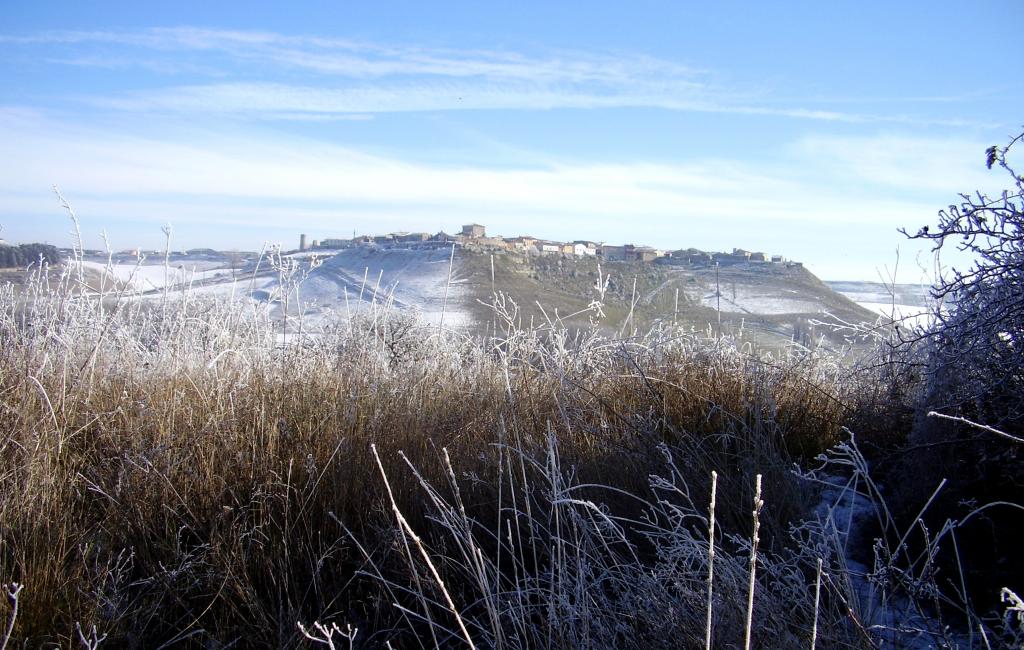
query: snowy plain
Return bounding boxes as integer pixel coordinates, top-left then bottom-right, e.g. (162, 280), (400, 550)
(81, 260), (233, 291)
(104, 248), (475, 330)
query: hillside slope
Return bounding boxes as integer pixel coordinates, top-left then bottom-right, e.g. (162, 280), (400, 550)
(71, 248), (879, 349)
(295, 248), (877, 349)
(291, 247), (472, 327)
(462, 252), (877, 347)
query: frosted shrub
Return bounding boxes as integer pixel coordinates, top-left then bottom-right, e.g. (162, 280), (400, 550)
(882, 130), (1024, 621)
(904, 131), (1024, 435)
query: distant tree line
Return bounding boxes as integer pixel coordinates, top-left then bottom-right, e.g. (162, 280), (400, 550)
(0, 243), (61, 268)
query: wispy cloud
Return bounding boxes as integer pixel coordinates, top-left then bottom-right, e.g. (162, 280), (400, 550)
(1, 27), (984, 126)
(88, 80), (707, 115)
(81, 80), (985, 127)
(41, 54), (228, 77)
(791, 134), (1001, 194)
(2, 27), (705, 84)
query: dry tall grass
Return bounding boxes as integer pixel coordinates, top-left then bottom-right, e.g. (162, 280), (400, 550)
(0, 254), (1018, 648)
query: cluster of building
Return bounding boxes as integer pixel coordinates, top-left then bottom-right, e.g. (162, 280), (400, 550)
(300, 224), (794, 267)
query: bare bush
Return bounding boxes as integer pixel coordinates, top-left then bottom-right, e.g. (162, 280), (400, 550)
(877, 129), (1024, 626)
(903, 129), (1024, 434)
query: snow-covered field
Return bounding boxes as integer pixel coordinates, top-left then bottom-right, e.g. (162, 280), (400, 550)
(827, 282), (936, 328)
(120, 248), (475, 329)
(81, 261), (232, 291)
(856, 301), (932, 324)
(698, 286), (821, 315)
(99, 255), (949, 332)
(289, 247), (472, 328)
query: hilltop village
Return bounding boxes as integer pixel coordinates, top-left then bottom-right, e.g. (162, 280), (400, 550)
(304, 223), (800, 268)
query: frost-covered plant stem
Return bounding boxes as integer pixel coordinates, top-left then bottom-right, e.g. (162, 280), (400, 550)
(53, 185), (85, 293)
(811, 557), (822, 650)
(161, 224), (172, 319)
(705, 470), (717, 650)
(1, 583), (23, 650)
(74, 622), (107, 649)
(927, 410), (1024, 445)
(440, 242), (455, 333)
(370, 444), (476, 650)
(297, 621), (357, 649)
(743, 474), (763, 650)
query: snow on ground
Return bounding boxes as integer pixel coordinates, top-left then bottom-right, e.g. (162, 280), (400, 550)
(698, 286), (821, 314)
(81, 261), (232, 291)
(138, 248), (475, 330)
(827, 283), (931, 308)
(836, 290), (897, 304)
(184, 276), (263, 298)
(812, 473), (968, 648)
(828, 282), (937, 329)
(856, 302), (933, 328)
(293, 247), (472, 328)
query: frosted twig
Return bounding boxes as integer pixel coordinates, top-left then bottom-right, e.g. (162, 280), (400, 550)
(704, 470), (717, 650)
(297, 621), (357, 650)
(811, 557), (822, 650)
(1, 583), (24, 650)
(743, 474), (763, 650)
(75, 622), (107, 649)
(371, 444), (476, 649)
(440, 242), (456, 333)
(927, 411), (1024, 445)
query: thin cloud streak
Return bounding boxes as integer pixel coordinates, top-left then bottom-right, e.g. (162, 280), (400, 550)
(2, 27), (984, 126)
(84, 81), (983, 127)
(1, 27), (705, 84)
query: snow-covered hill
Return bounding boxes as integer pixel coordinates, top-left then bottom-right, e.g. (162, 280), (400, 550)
(94, 247), (474, 329)
(279, 247), (472, 328)
(76, 249), (916, 341)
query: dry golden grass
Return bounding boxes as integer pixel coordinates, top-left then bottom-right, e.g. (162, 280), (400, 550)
(4, 260), (1011, 648)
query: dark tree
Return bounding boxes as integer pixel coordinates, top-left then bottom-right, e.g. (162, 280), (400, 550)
(0, 243), (61, 269)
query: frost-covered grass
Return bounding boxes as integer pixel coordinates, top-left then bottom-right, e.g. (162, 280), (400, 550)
(0, 246), (1020, 648)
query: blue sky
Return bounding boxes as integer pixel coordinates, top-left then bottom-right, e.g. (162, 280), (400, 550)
(1, 1), (1021, 280)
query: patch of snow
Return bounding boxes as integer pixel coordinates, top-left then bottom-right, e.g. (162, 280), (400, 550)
(138, 248), (476, 330)
(827, 282), (931, 308)
(80, 261), (231, 291)
(812, 472), (970, 648)
(700, 287), (821, 314)
(856, 301), (933, 327)
(297, 248), (473, 328)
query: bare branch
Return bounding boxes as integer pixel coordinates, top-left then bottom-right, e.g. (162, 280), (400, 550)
(927, 411), (1024, 445)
